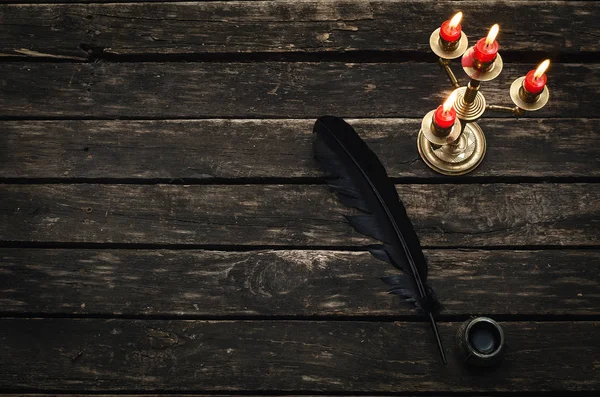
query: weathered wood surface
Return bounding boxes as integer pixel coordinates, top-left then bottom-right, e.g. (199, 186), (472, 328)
(1, 319), (598, 391)
(0, 1), (595, 60)
(0, 0), (574, 2)
(1, 184), (598, 247)
(1, 118), (598, 180)
(0, 393), (484, 397)
(1, 249), (597, 316)
(0, 63), (596, 118)
(0, 0), (597, 394)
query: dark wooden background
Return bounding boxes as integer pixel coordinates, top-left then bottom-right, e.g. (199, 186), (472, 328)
(0, 0), (599, 394)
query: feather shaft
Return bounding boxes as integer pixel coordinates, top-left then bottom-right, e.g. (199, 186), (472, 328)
(429, 313), (447, 364)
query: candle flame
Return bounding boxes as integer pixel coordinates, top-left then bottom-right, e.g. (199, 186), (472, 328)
(442, 90), (459, 113)
(534, 59), (550, 79)
(485, 24), (499, 46)
(449, 12), (463, 29)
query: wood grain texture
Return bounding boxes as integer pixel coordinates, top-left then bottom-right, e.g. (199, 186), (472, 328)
(0, 62), (596, 118)
(1, 319), (598, 391)
(0, 0), (572, 2)
(1, 184), (598, 247)
(0, 392), (446, 397)
(1, 118), (598, 180)
(0, 1), (595, 59)
(0, 393), (491, 397)
(1, 248), (597, 316)
(0, 0), (596, 395)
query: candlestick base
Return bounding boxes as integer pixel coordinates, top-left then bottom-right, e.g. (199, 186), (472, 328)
(462, 47), (503, 82)
(417, 122), (486, 176)
(453, 86), (486, 121)
(509, 76), (550, 111)
(430, 29), (469, 59)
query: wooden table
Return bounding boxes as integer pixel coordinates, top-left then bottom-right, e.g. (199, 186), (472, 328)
(0, 0), (598, 394)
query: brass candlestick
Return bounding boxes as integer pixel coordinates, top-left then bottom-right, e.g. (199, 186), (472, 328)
(418, 19), (550, 176)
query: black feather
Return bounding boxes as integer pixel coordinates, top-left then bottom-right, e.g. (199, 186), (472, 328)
(313, 115), (446, 363)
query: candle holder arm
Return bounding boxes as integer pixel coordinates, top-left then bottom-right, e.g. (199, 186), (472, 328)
(486, 104), (526, 117)
(438, 58), (460, 89)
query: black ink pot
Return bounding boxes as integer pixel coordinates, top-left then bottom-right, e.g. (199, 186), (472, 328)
(456, 317), (505, 367)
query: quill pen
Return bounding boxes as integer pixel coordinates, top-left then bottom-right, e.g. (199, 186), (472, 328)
(313, 116), (446, 364)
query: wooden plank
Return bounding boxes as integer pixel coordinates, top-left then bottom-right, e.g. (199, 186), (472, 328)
(0, 0), (575, 2)
(0, 118), (597, 180)
(0, 319), (598, 391)
(0, 184), (598, 247)
(1, 249), (597, 316)
(0, 1), (595, 59)
(0, 62), (595, 118)
(0, 391), (490, 397)
(0, 393), (475, 397)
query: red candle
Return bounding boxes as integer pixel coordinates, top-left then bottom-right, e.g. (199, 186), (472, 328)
(433, 91), (458, 129)
(434, 106), (456, 129)
(440, 12), (463, 42)
(473, 24), (499, 63)
(523, 59), (550, 95)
